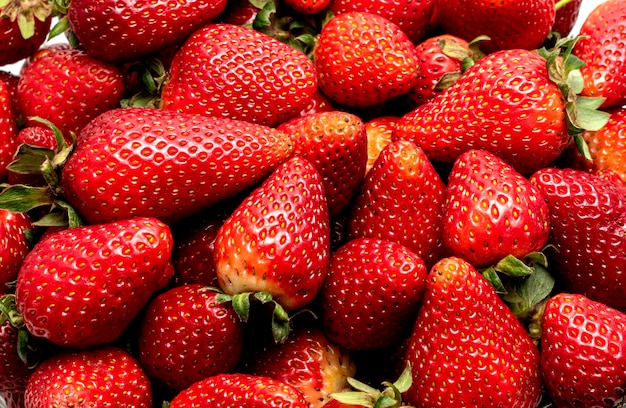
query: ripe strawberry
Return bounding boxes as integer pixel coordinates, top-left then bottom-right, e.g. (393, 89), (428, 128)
(284, 0), (331, 14)
(160, 23), (318, 127)
(574, 0), (626, 109)
(347, 140), (446, 268)
(551, 0), (582, 37)
(242, 326), (356, 407)
(15, 217), (174, 348)
(319, 237), (428, 351)
(403, 257), (542, 407)
(327, 0), (435, 43)
(529, 167), (626, 311)
(277, 111), (368, 217)
(7, 125), (59, 186)
(0, 295), (34, 400)
(0, 209), (33, 288)
(214, 157), (330, 340)
(296, 90), (335, 118)
(541, 293), (626, 407)
(442, 149), (550, 268)
(137, 284), (244, 394)
(66, 0), (226, 62)
(394, 43), (607, 175)
(217, 0), (263, 26)
(24, 346), (153, 407)
(314, 11), (420, 108)
(434, 0), (554, 54)
(168, 373), (309, 407)
(16, 46), (126, 137)
(0, 0), (52, 66)
(364, 116), (397, 175)
(59, 107), (293, 225)
(0, 79), (18, 183)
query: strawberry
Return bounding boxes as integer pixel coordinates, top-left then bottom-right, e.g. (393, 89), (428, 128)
(65, 0), (227, 62)
(242, 326), (356, 407)
(24, 346), (153, 407)
(168, 373), (309, 407)
(16, 46), (126, 137)
(363, 116), (397, 176)
(347, 140), (446, 268)
(403, 257), (542, 407)
(313, 11), (420, 108)
(214, 156), (330, 340)
(0, 81), (18, 184)
(319, 237), (428, 351)
(160, 23), (318, 127)
(529, 167), (626, 311)
(327, 0), (435, 43)
(442, 149), (550, 268)
(0, 0), (52, 66)
(434, 0), (555, 54)
(284, 0), (331, 14)
(7, 125), (59, 186)
(394, 41), (608, 175)
(573, 0), (626, 109)
(551, 0), (582, 37)
(0, 295), (34, 400)
(57, 107), (293, 225)
(541, 293), (626, 407)
(15, 217), (174, 348)
(137, 284), (244, 394)
(277, 111), (368, 218)
(217, 0), (263, 26)
(0, 209), (33, 288)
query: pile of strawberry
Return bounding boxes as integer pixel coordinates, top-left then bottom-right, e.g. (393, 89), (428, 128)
(1, 0), (625, 406)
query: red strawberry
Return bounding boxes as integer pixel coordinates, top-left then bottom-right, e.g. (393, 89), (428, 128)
(0, 77), (18, 182)
(403, 257), (542, 407)
(434, 0), (555, 54)
(0, 295), (34, 400)
(347, 140), (446, 268)
(66, 0), (227, 62)
(217, 0), (263, 26)
(529, 167), (626, 311)
(0, 209), (33, 288)
(137, 284), (244, 394)
(15, 217), (174, 348)
(242, 326), (356, 407)
(394, 43), (608, 175)
(327, 0), (435, 43)
(551, 0), (582, 37)
(364, 116), (397, 175)
(7, 125), (59, 186)
(24, 346), (153, 407)
(160, 23), (318, 127)
(214, 156), (330, 339)
(319, 237), (428, 351)
(541, 293), (626, 407)
(277, 111), (368, 217)
(169, 373), (309, 407)
(284, 0), (331, 14)
(58, 107), (293, 225)
(313, 11), (420, 108)
(0, 0), (52, 66)
(442, 149), (550, 268)
(574, 0), (626, 109)
(16, 46), (126, 137)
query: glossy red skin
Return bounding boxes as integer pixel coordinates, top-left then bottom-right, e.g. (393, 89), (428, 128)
(284, 0), (331, 14)
(314, 11), (420, 108)
(278, 111), (368, 218)
(529, 167), (626, 311)
(394, 49), (569, 176)
(138, 284), (244, 394)
(552, 0), (582, 36)
(172, 218), (223, 287)
(404, 257), (542, 407)
(0, 79), (18, 182)
(574, 0), (626, 109)
(15, 217), (174, 348)
(214, 157), (330, 311)
(68, 0), (227, 62)
(216, 0), (261, 26)
(347, 140), (446, 268)
(7, 126), (59, 186)
(0, 209), (32, 287)
(0, 15), (51, 66)
(442, 149), (550, 268)
(434, 0), (554, 53)
(17, 47), (125, 137)
(61, 108), (293, 225)
(24, 346), (152, 407)
(0, 317), (31, 395)
(160, 24), (318, 128)
(242, 326), (356, 407)
(169, 373), (309, 407)
(541, 293), (626, 407)
(320, 237), (428, 351)
(328, 0), (435, 43)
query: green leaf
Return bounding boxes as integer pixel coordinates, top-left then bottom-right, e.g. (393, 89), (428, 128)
(252, 0), (275, 30)
(576, 96), (606, 111)
(346, 377), (381, 396)
(566, 69), (584, 94)
(576, 106), (610, 131)
(329, 391), (374, 406)
(573, 133), (593, 161)
(231, 292), (252, 322)
(493, 255), (534, 277)
(17, 12), (35, 39)
(373, 396), (399, 408)
(391, 362), (412, 394)
(523, 251), (548, 268)
(482, 267), (507, 294)
(271, 302), (291, 343)
(6, 144), (55, 175)
(0, 185), (54, 213)
(254, 291), (274, 303)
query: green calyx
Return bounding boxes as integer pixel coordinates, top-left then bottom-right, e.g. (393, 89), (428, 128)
(537, 36), (610, 161)
(0, 0), (52, 39)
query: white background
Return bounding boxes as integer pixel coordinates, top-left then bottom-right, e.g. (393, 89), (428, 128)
(1, 0), (608, 76)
